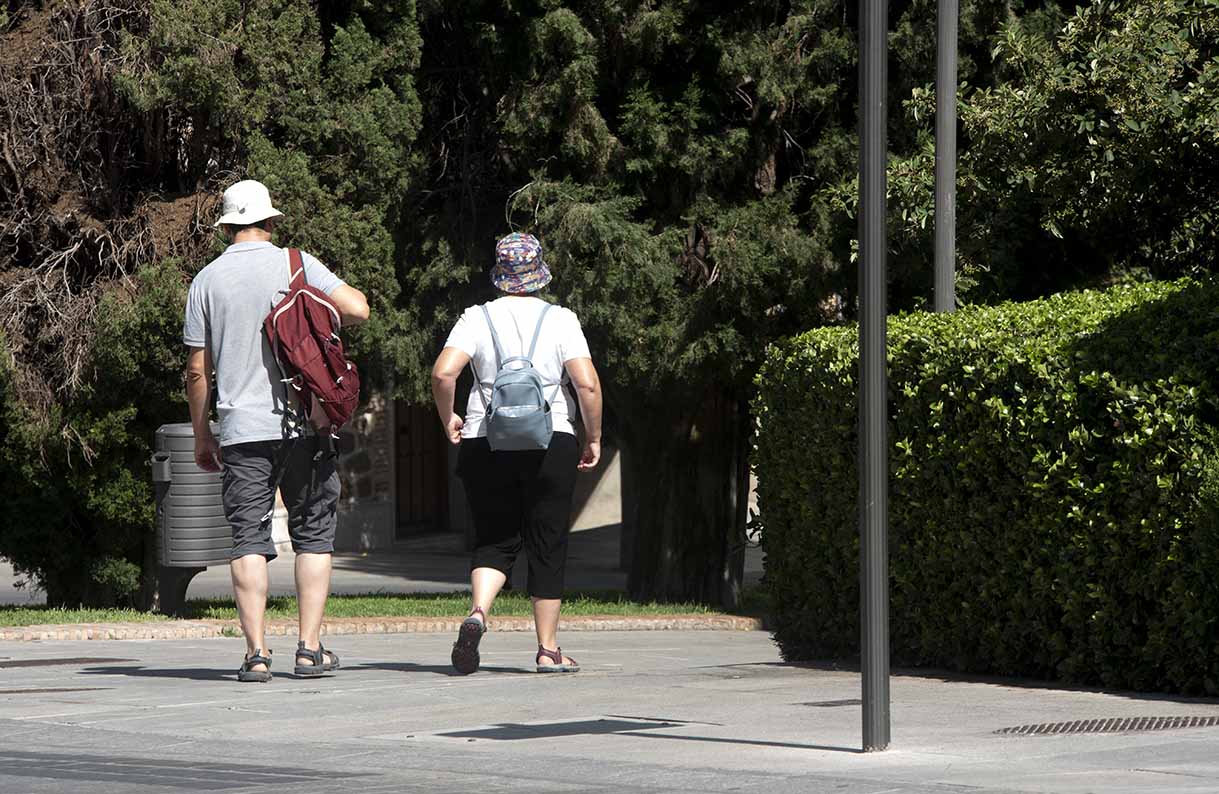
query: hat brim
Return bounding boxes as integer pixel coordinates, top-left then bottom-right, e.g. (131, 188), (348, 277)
(214, 208), (283, 228)
(491, 264), (552, 294)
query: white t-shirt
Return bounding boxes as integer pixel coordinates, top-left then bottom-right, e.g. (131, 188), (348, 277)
(444, 296), (592, 439)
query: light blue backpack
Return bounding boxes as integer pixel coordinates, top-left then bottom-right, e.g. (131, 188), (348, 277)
(471, 303), (564, 451)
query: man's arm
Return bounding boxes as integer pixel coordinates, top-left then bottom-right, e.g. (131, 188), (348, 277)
(186, 346), (222, 472)
(565, 357), (602, 471)
(329, 284), (370, 327)
(431, 347), (471, 445)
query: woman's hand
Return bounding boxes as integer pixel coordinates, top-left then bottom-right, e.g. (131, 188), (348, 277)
(578, 439), (600, 471)
(445, 413), (465, 445)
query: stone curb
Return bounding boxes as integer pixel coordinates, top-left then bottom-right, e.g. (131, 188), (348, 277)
(0, 614), (764, 642)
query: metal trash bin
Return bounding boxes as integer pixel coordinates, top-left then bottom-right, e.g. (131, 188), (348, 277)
(152, 422), (230, 614)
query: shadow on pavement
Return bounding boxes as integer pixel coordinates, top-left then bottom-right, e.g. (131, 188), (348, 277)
(77, 662), (540, 681)
(618, 732), (862, 753)
(720, 660), (1219, 706)
(344, 662), (533, 676)
(439, 717), (680, 740)
(78, 665), (235, 682)
(0, 750), (366, 790)
(432, 717), (861, 753)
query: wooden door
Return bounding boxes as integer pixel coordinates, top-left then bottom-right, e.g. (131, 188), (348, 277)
(395, 402), (450, 536)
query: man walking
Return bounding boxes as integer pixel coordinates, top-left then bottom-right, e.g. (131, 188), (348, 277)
(183, 180), (369, 682)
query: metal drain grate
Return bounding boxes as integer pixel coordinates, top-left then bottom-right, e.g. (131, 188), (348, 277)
(996, 715), (1219, 736)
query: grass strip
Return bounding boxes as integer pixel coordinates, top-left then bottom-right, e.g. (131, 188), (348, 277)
(0, 591), (732, 627)
(182, 591), (720, 620)
(0, 607), (172, 627)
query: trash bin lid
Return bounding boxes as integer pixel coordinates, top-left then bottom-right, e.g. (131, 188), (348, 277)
(156, 423), (196, 438)
(155, 422), (218, 439)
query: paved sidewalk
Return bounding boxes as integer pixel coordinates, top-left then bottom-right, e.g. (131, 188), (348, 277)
(2, 630), (1219, 793)
(0, 528), (630, 605)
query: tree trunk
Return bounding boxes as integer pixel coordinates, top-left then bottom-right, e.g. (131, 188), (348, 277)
(138, 507), (161, 612)
(623, 389), (749, 606)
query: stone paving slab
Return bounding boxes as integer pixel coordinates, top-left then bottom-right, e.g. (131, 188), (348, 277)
(0, 613), (763, 642)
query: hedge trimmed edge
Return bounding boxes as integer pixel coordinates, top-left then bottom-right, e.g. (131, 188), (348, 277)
(754, 279), (1219, 693)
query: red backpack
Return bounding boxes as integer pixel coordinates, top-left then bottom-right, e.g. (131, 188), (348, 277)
(264, 248), (361, 436)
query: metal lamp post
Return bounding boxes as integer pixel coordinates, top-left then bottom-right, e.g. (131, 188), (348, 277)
(935, 0), (959, 313)
(858, 0), (890, 753)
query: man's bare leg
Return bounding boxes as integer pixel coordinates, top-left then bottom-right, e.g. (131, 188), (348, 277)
(231, 554), (270, 670)
(294, 552), (333, 666)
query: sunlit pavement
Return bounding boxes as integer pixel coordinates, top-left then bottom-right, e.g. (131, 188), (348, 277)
(2, 630), (1219, 793)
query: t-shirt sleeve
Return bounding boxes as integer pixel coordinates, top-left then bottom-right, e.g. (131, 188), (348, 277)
(443, 309), (480, 357)
(558, 309), (592, 363)
(182, 277), (208, 347)
(300, 251), (346, 295)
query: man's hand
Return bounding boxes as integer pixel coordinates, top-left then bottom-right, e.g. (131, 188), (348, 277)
(194, 431), (223, 472)
(578, 439), (601, 472)
(444, 413), (464, 445)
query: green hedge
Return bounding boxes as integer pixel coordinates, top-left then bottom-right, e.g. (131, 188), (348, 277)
(754, 279), (1219, 693)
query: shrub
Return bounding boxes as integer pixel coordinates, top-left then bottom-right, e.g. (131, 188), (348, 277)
(0, 261), (188, 607)
(754, 279), (1219, 693)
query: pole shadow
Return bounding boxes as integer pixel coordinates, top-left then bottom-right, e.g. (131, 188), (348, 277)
(618, 731), (863, 753)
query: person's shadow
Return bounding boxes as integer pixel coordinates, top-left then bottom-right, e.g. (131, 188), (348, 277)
(78, 662), (534, 681)
(79, 665), (231, 682)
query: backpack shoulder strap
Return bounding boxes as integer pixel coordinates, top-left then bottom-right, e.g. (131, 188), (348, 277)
(546, 378), (564, 407)
(528, 304), (565, 407)
(479, 304), (505, 371)
(468, 361), (490, 413)
(287, 248), (306, 290)
(525, 303), (554, 362)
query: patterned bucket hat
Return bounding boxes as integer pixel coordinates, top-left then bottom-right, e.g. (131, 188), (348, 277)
(491, 232), (552, 294)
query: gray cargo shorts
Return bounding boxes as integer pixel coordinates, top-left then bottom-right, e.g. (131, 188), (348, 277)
(221, 439), (340, 561)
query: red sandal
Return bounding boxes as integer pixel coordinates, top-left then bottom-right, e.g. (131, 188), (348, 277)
(535, 645), (579, 673)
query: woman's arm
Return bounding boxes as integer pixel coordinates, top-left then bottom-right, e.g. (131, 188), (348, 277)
(565, 357), (602, 471)
(431, 346), (471, 445)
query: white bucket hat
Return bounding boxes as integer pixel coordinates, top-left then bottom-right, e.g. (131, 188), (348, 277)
(214, 179), (283, 228)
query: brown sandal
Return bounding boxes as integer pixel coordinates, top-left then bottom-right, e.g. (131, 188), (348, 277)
(535, 645), (579, 673)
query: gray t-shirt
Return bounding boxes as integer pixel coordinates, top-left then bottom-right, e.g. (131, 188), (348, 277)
(183, 241), (345, 447)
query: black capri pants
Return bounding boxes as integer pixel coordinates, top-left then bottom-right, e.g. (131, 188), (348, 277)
(457, 432), (579, 599)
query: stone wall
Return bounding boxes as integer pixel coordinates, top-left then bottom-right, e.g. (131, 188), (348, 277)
(335, 393), (397, 551)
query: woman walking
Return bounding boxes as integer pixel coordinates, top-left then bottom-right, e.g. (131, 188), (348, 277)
(431, 232), (603, 674)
